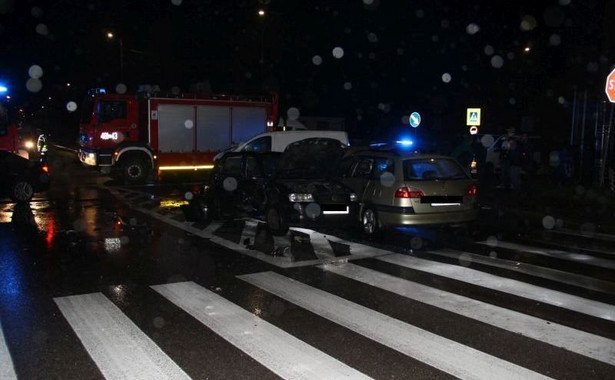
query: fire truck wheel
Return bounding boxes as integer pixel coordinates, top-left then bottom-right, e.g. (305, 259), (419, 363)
(121, 157), (149, 184)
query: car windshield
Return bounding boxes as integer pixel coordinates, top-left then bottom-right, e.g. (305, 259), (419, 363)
(404, 158), (469, 181)
(278, 138), (345, 179)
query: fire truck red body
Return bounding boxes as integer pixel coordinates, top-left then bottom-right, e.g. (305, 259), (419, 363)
(78, 89), (279, 183)
(0, 124), (19, 152)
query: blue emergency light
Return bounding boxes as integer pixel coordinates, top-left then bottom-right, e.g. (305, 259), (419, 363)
(0, 85), (8, 93)
(395, 139), (414, 146)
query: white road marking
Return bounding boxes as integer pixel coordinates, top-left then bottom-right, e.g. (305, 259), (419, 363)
(239, 271), (552, 380)
(428, 248), (615, 294)
(152, 281), (371, 380)
(322, 262), (615, 366)
(54, 293), (190, 380)
(0, 320), (17, 380)
(378, 254), (615, 321)
(478, 240), (615, 270)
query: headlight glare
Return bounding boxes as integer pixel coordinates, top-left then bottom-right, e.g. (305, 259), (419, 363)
(288, 193), (314, 202)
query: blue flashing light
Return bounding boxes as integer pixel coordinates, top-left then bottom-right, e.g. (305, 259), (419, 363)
(0, 85), (8, 93)
(395, 139), (414, 146)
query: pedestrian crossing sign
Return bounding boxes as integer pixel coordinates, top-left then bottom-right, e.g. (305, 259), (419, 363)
(466, 108), (481, 126)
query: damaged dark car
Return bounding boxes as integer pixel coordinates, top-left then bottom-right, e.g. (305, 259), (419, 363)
(192, 137), (359, 235)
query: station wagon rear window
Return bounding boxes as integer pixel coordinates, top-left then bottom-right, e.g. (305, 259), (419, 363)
(403, 158), (469, 181)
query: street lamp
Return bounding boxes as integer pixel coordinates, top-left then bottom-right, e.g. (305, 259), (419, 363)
(106, 32), (124, 82)
(258, 10), (266, 88)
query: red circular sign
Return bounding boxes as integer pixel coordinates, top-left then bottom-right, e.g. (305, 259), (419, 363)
(606, 68), (615, 103)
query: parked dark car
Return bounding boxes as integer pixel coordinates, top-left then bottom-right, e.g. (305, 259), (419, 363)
(0, 150), (50, 202)
(193, 138), (358, 235)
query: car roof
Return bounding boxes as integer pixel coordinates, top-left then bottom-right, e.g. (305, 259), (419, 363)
(343, 147), (454, 161)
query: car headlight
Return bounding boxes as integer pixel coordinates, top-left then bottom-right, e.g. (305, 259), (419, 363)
(288, 193), (314, 202)
(24, 140), (35, 150)
(350, 193), (358, 202)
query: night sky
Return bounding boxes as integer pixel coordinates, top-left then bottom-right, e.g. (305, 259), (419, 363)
(0, 0), (612, 146)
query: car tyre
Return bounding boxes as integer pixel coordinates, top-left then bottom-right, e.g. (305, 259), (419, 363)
(362, 207), (381, 238)
(11, 180), (34, 202)
(266, 205), (289, 236)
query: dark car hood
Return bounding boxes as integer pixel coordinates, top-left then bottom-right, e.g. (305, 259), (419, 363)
(272, 178), (350, 195)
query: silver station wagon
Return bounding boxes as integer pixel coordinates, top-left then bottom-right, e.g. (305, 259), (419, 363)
(338, 147), (479, 237)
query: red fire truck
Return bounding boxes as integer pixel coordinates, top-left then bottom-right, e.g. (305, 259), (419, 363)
(78, 88), (279, 183)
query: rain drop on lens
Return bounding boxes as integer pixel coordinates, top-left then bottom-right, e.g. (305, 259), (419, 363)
(481, 134), (494, 148)
(305, 203), (321, 219)
(332, 47), (344, 59)
(379, 172), (395, 187)
(287, 107), (300, 121)
(486, 236), (498, 247)
(184, 192), (194, 201)
(66, 101), (78, 112)
(491, 55), (504, 69)
(312, 55), (322, 65)
(542, 216), (556, 230)
(28, 65), (44, 79)
(223, 177), (238, 192)
(184, 120), (194, 129)
(441, 73), (452, 83)
(26, 78), (42, 93)
(116, 83), (127, 94)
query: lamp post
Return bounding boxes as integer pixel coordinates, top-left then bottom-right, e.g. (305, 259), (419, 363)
(258, 10), (265, 87)
(106, 32), (124, 83)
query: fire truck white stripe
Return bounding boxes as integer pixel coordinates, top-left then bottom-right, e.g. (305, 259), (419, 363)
(239, 271), (552, 380)
(54, 293), (190, 380)
(322, 263), (615, 366)
(377, 254), (615, 321)
(0, 321), (17, 380)
(152, 281), (371, 380)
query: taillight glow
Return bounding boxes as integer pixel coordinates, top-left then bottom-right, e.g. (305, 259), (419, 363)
(41, 164), (49, 173)
(465, 185), (477, 196)
(395, 187), (424, 198)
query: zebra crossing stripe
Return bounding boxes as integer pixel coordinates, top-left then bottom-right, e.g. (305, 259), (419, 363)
(378, 254), (615, 321)
(430, 248), (615, 295)
(322, 262), (615, 366)
(152, 281), (371, 380)
(478, 240), (615, 270)
(0, 321), (17, 380)
(54, 293), (190, 380)
(239, 271), (552, 380)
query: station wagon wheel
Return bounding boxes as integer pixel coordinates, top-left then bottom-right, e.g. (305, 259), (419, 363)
(362, 208), (379, 237)
(11, 180), (34, 202)
(266, 206), (289, 236)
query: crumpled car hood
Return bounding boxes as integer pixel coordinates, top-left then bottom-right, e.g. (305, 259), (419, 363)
(274, 178), (348, 194)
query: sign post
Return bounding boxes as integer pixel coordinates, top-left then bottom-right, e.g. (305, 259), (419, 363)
(606, 68), (615, 103)
(466, 108), (481, 134)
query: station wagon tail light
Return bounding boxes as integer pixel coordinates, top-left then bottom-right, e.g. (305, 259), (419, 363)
(289, 193), (314, 202)
(464, 185), (478, 196)
(395, 187), (424, 199)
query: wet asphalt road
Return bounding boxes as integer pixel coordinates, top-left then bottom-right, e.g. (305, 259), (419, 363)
(0, 146), (614, 379)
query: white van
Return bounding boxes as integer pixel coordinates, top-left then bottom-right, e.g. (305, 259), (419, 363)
(215, 130), (350, 160)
